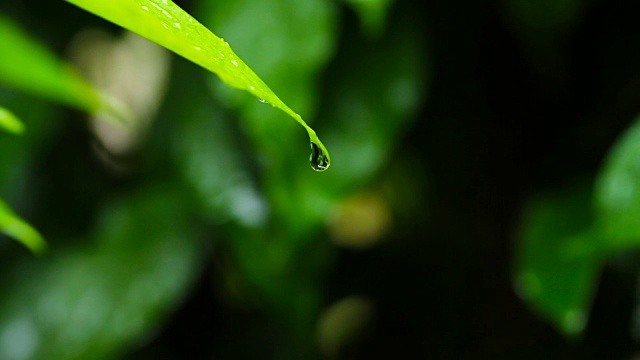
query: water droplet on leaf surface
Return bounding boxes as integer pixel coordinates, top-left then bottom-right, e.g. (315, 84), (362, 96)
(310, 142), (330, 171)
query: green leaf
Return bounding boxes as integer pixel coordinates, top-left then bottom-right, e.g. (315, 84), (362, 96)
(0, 186), (204, 359)
(66, 0), (331, 170)
(0, 106), (24, 135)
(514, 183), (602, 336)
(199, 0), (335, 169)
(0, 15), (101, 114)
(0, 198), (46, 255)
(595, 115), (640, 247)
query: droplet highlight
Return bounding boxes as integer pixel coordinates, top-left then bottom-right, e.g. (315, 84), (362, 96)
(310, 142), (330, 171)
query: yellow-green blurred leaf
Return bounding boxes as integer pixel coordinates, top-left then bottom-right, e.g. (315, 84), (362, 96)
(0, 15), (101, 113)
(0, 198), (46, 255)
(0, 106), (24, 135)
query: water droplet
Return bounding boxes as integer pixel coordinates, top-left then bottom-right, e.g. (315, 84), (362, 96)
(258, 98), (266, 103)
(230, 59), (239, 67)
(310, 142), (330, 171)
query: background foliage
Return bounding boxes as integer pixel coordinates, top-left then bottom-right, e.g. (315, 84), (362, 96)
(2, 0), (640, 359)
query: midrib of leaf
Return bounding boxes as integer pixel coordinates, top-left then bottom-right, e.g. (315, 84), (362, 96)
(66, 0), (331, 168)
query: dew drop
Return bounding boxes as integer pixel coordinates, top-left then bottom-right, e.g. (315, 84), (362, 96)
(310, 142), (330, 171)
(258, 98), (266, 103)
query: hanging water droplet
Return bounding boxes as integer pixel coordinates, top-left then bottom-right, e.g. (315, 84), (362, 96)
(258, 98), (266, 103)
(309, 142), (330, 171)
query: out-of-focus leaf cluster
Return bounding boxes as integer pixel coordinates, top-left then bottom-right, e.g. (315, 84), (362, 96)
(509, 0), (640, 339)
(0, 0), (426, 358)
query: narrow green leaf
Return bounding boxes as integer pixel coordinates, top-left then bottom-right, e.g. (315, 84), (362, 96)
(514, 183), (601, 337)
(595, 115), (640, 247)
(0, 15), (101, 114)
(0, 198), (46, 255)
(66, 0), (331, 170)
(200, 0), (335, 172)
(0, 106), (24, 135)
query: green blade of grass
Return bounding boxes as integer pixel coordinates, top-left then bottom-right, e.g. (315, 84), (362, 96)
(0, 15), (101, 114)
(0, 198), (46, 255)
(66, 0), (330, 170)
(0, 106), (24, 135)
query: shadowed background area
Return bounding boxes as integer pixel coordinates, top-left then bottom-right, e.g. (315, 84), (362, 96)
(2, 0), (640, 358)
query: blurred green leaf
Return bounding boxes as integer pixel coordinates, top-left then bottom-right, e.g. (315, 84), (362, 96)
(67, 0), (331, 169)
(503, 0), (589, 34)
(296, 13), (428, 212)
(0, 95), (60, 210)
(514, 183), (602, 336)
(0, 198), (46, 255)
(343, 0), (395, 37)
(317, 296), (374, 358)
(0, 15), (101, 113)
(173, 85), (267, 227)
(501, 0), (593, 77)
(0, 106), (24, 135)
(0, 186), (204, 359)
(595, 115), (640, 247)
